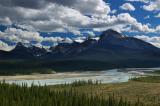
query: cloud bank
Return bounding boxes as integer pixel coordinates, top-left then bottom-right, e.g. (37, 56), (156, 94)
(120, 3), (136, 11)
(0, 0), (159, 50)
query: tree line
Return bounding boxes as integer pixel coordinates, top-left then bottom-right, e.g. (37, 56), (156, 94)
(0, 81), (145, 106)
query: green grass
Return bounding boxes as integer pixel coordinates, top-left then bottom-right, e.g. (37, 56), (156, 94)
(151, 70), (160, 74)
(0, 78), (160, 105)
(49, 78), (160, 105)
(144, 70), (160, 74)
(0, 81), (144, 106)
(59, 80), (102, 87)
(130, 76), (160, 83)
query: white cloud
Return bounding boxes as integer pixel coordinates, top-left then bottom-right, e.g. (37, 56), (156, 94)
(155, 13), (160, 18)
(144, 15), (150, 19)
(156, 25), (160, 32)
(0, 17), (12, 25)
(83, 31), (95, 37)
(0, 0), (157, 35)
(0, 40), (14, 51)
(46, 0), (110, 16)
(134, 35), (160, 48)
(68, 0), (110, 15)
(74, 37), (86, 43)
(126, 0), (149, 3)
(63, 38), (73, 43)
(1, 28), (43, 43)
(120, 3), (136, 11)
(143, 0), (160, 11)
(0, 0), (110, 34)
(0, 28), (74, 47)
(15, 4), (91, 33)
(93, 13), (155, 33)
(0, 0), (160, 50)
(110, 9), (117, 14)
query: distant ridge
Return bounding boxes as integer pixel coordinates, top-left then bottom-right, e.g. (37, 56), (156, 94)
(0, 29), (160, 70)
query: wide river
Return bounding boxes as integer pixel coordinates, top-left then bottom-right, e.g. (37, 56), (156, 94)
(2, 68), (160, 86)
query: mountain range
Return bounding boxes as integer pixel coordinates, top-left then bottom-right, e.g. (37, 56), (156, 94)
(1, 29), (160, 71)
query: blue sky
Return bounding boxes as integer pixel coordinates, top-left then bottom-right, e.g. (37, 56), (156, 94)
(108, 0), (160, 27)
(0, 0), (160, 50)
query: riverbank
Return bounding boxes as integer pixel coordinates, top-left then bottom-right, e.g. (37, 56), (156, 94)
(0, 72), (87, 81)
(0, 69), (134, 86)
(0, 68), (160, 86)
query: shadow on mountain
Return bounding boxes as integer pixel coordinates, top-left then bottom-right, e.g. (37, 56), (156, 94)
(0, 29), (160, 73)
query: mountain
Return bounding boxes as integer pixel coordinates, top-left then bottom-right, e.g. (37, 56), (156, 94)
(43, 29), (160, 70)
(0, 42), (47, 59)
(46, 29), (160, 59)
(97, 29), (158, 51)
(0, 29), (160, 71)
(47, 39), (97, 58)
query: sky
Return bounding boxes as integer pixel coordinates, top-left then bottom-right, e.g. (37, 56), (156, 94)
(0, 0), (160, 51)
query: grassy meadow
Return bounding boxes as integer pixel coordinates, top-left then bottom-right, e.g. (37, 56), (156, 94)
(49, 77), (160, 106)
(0, 76), (160, 106)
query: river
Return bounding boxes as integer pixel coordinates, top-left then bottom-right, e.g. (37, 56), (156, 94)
(3, 68), (160, 86)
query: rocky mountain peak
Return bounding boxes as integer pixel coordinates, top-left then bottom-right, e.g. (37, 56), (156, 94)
(99, 29), (126, 41)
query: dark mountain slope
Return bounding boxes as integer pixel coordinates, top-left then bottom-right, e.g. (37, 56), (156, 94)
(0, 29), (160, 72)
(46, 29), (160, 60)
(0, 42), (47, 59)
(97, 29), (158, 51)
(44, 29), (160, 70)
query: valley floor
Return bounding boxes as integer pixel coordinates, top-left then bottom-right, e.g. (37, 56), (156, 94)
(0, 72), (82, 80)
(1, 69), (160, 105)
(50, 79), (160, 105)
(0, 72), (160, 105)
